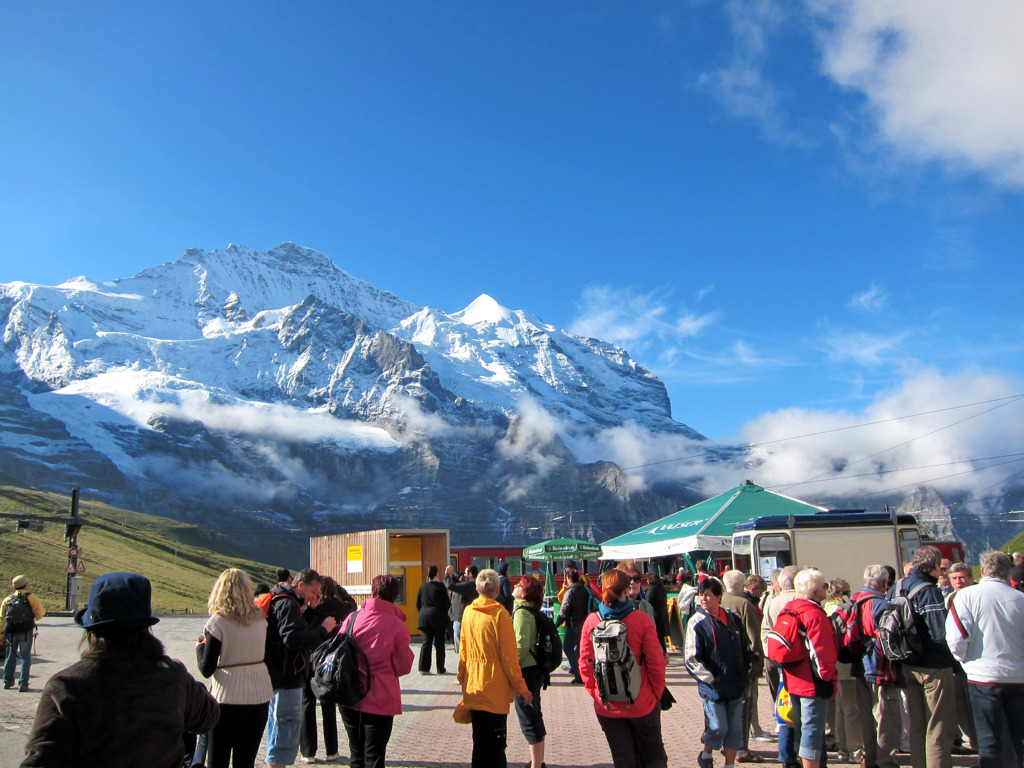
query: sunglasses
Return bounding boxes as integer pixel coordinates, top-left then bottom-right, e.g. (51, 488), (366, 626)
(629, 575), (642, 583)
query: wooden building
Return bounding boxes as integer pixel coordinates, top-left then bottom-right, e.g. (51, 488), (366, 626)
(310, 528), (450, 635)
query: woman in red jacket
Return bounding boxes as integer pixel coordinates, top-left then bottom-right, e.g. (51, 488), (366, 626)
(579, 569), (667, 768)
(779, 568), (837, 768)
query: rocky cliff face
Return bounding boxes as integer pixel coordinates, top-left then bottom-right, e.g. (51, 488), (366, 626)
(0, 243), (706, 562)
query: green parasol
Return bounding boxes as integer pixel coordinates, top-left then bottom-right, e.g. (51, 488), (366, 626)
(523, 538), (603, 596)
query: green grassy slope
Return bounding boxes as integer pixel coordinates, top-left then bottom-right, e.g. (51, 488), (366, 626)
(0, 486), (280, 613)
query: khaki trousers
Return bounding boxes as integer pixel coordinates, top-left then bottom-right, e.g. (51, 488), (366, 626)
(855, 678), (901, 768)
(904, 665), (955, 768)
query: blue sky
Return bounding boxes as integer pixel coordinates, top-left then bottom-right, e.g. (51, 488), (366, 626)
(2, 1), (1023, 455)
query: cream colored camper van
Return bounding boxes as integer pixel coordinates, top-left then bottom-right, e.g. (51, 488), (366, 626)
(731, 511), (921, 588)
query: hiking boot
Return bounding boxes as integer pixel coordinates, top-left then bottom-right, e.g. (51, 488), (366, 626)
(18, 683), (29, 693)
(3, 682), (12, 690)
(697, 750), (715, 768)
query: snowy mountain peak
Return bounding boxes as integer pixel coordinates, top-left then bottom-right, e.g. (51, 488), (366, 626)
(453, 294), (518, 326)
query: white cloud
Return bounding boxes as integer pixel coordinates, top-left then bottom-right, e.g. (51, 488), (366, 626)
(850, 283), (887, 312)
(694, 0), (799, 144)
(736, 367), (1024, 503)
(823, 328), (909, 365)
(813, 0), (1024, 187)
(570, 285), (718, 350)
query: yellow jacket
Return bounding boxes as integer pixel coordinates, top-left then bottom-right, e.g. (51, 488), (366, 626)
(0, 589), (45, 633)
(458, 595), (528, 714)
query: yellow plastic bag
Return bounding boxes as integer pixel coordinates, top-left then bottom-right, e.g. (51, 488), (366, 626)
(775, 685), (794, 725)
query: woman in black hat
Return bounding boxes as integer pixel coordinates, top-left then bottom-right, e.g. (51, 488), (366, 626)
(20, 571), (220, 768)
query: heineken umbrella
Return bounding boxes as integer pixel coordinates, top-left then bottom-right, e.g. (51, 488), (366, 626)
(523, 538), (603, 596)
(600, 481), (826, 560)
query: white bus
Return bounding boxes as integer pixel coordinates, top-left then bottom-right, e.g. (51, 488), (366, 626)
(732, 511), (921, 589)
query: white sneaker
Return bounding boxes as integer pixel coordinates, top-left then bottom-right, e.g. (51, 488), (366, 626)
(324, 755), (340, 763)
(299, 758), (320, 764)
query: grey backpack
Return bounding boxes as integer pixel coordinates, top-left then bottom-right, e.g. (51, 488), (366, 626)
(591, 618), (642, 706)
(877, 581), (929, 664)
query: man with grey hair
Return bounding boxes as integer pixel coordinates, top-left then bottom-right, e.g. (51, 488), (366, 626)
(897, 545), (955, 768)
(721, 570), (762, 761)
(947, 551), (1024, 766)
(944, 561), (977, 754)
(852, 564), (902, 768)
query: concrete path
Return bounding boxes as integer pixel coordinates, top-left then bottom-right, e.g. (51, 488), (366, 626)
(1, 616), (971, 767)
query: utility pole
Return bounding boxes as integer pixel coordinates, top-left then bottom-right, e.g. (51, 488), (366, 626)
(65, 488), (84, 611)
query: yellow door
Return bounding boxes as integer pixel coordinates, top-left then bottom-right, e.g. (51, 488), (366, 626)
(389, 536), (423, 635)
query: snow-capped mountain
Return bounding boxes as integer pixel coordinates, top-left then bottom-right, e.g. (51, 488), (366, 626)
(1, 243), (706, 562)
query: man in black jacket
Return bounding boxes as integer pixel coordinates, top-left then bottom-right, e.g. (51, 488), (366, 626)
(445, 564), (478, 651)
(265, 568), (336, 768)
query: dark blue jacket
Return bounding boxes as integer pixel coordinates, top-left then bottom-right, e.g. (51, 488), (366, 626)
(893, 568), (954, 669)
(683, 606), (751, 701)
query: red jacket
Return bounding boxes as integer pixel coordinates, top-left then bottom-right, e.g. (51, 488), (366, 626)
(579, 607), (665, 718)
(779, 598), (837, 699)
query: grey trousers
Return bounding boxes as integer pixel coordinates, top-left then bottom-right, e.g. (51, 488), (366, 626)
(855, 678), (902, 768)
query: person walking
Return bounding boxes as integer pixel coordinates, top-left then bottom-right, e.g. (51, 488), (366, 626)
(340, 574), (414, 768)
(458, 568), (532, 768)
(2, 574), (45, 692)
(21, 571), (219, 767)
(512, 575), (548, 768)
(579, 569), (668, 768)
(897, 545), (956, 768)
(555, 567), (589, 684)
(946, 550), (1024, 767)
(264, 568), (337, 768)
(416, 565), (450, 675)
(686, 576), (753, 768)
(196, 568), (274, 768)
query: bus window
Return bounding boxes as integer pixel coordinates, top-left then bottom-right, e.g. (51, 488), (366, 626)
(733, 534), (752, 574)
(753, 534), (792, 578)
(898, 528), (921, 573)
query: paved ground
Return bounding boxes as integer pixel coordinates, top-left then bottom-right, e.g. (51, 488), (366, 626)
(1, 616), (978, 767)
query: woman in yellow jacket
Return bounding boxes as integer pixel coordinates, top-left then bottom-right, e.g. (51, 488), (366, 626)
(459, 568), (533, 768)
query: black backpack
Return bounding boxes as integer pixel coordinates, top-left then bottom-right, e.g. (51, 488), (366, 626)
(516, 605), (563, 685)
(4, 593), (35, 634)
(877, 581), (929, 664)
(309, 612), (371, 706)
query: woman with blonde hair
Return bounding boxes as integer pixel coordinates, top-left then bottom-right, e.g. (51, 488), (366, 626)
(197, 568), (274, 768)
(579, 569), (667, 768)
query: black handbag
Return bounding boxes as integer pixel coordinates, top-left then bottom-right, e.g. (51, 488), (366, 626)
(659, 686), (676, 710)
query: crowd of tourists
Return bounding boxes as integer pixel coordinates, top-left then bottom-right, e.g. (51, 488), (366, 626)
(683, 547), (1024, 768)
(6, 546), (1024, 768)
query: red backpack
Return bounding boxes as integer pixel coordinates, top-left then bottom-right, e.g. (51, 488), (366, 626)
(766, 608), (807, 666)
(829, 595), (874, 664)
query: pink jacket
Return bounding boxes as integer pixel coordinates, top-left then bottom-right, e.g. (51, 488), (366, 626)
(348, 598), (415, 716)
(579, 607), (665, 718)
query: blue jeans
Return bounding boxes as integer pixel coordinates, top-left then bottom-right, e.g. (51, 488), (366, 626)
(563, 624), (582, 680)
(453, 620), (462, 652)
(3, 631), (32, 687)
(968, 683), (1024, 768)
(702, 696), (745, 751)
(266, 688), (303, 765)
(791, 695), (830, 762)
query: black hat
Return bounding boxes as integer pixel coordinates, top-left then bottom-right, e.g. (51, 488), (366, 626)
(74, 572), (160, 630)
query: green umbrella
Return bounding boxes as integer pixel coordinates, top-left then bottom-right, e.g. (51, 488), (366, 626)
(523, 538), (603, 596)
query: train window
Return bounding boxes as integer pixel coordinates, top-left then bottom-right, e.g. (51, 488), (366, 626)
(753, 534), (792, 578)
(898, 528), (922, 573)
(733, 534), (752, 575)
(507, 559), (524, 577)
(471, 556), (490, 573)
